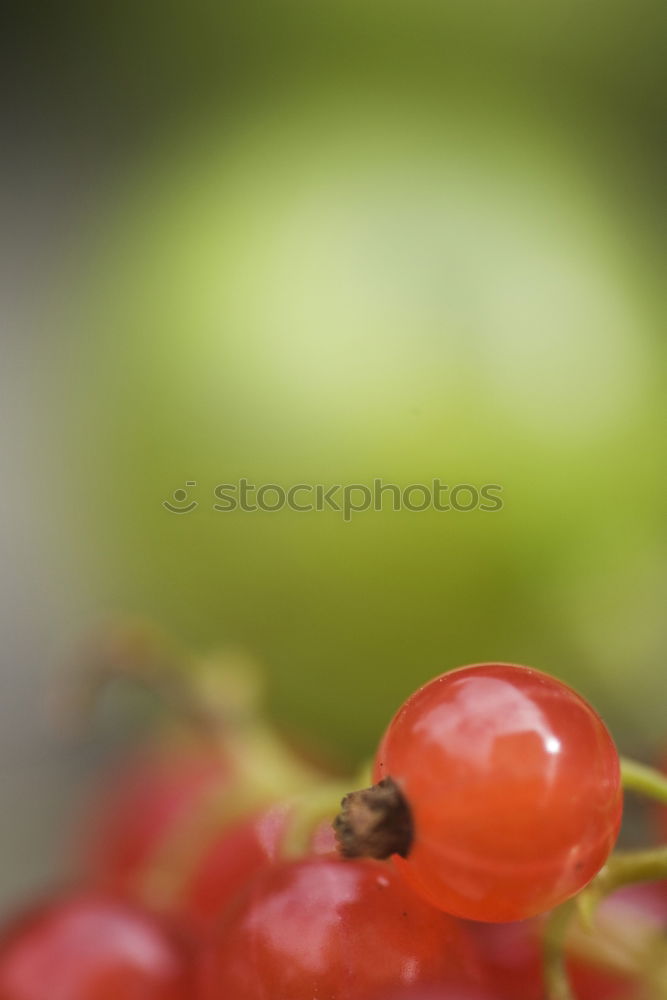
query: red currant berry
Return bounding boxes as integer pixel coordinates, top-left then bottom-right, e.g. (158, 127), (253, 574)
(86, 746), (336, 933)
(176, 802), (292, 931)
(81, 745), (229, 899)
(382, 988), (500, 1000)
(0, 892), (192, 1000)
(464, 919), (544, 1000)
(347, 664), (622, 922)
(199, 855), (483, 999)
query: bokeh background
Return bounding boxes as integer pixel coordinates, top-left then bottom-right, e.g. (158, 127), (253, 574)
(0, 1), (664, 908)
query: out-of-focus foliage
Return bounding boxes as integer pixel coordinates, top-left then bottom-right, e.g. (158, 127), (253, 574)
(59, 92), (664, 762)
(12, 0), (658, 763)
(6, 1), (665, 141)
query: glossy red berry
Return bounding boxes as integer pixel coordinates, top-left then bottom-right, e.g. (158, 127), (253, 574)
(382, 988), (500, 1000)
(0, 892), (192, 1000)
(373, 664), (622, 921)
(199, 855), (482, 1000)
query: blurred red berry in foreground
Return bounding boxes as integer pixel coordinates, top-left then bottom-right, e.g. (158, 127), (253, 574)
(86, 755), (336, 932)
(176, 801), (292, 931)
(200, 855), (483, 1000)
(382, 987), (501, 1000)
(82, 745), (230, 900)
(0, 892), (192, 1000)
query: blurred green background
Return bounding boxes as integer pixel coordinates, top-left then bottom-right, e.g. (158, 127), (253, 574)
(1, 0), (664, 901)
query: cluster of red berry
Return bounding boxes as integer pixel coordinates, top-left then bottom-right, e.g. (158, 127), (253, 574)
(1, 650), (666, 1000)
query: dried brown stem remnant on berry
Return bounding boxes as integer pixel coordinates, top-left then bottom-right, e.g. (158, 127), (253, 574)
(333, 777), (414, 860)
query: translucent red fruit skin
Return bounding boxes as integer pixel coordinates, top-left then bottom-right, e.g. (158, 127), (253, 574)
(199, 855), (483, 1000)
(0, 893), (193, 1000)
(382, 988), (500, 1000)
(374, 664), (622, 922)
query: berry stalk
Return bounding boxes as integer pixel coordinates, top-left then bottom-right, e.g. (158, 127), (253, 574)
(620, 756), (667, 804)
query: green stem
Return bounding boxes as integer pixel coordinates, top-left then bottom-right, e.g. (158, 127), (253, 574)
(577, 845), (667, 928)
(544, 899), (577, 1000)
(621, 757), (667, 804)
